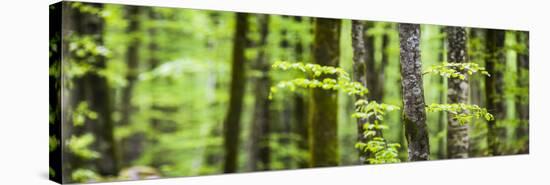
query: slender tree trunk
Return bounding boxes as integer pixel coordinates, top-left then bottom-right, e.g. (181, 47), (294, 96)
(248, 14), (271, 171)
(351, 20), (370, 164)
(223, 13), (249, 173)
(515, 31), (529, 154)
(485, 29), (506, 156)
(365, 23), (383, 102)
(120, 6), (142, 167)
(68, 3), (119, 176)
(469, 29), (484, 108)
(292, 17), (310, 169)
(398, 23), (430, 161)
(310, 18), (341, 167)
(278, 16), (293, 168)
(446, 26), (470, 158)
(379, 24), (389, 99)
(437, 27), (446, 159)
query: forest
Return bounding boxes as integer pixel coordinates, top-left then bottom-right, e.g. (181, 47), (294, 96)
(49, 2), (529, 183)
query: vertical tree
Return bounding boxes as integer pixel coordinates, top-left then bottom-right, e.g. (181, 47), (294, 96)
(120, 5), (142, 166)
(223, 13), (249, 173)
(64, 2), (119, 176)
(309, 18), (341, 167)
(485, 29), (506, 156)
(436, 27), (446, 159)
(292, 17), (310, 169)
(351, 20), (370, 163)
(278, 16), (293, 168)
(248, 14), (271, 171)
(398, 23), (429, 161)
(364, 23), (384, 102)
(446, 26), (469, 158)
(379, 24), (390, 98)
(515, 31), (529, 153)
(82, 4), (119, 176)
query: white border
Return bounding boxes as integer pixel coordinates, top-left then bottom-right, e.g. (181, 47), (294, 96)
(0, 0), (548, 184)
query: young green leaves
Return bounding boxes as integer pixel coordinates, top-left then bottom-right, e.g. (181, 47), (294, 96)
(423, 62), (490, 80)
(426, 103), (494, 125)
(270, 61), (400, 164)
(269, 61), (368, 99)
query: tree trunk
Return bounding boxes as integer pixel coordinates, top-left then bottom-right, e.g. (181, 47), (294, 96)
(223, 13), (249, 173)
(365, 23), (383, 102)
(437, 27), (446, 159)
(485, 29), (506, 156)
(398, 23), (430, 161)
(515, 31), (529, 154)
(351, 20), (370, 163)
(248, 14), (271, 171)
(310, 18), (341, 167)
(292, 17), (310, 169)
(68, 3), (119, 176)
(446, 26), (470, 158)
(120, 6), (142, 167)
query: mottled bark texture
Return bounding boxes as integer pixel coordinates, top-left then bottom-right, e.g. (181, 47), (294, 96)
(248, 14), (271, 171)
(485, 29), (506, 156)
(310, 18), (341, 167)
(120, 6), (142, 167)
(398, 23), (429, 161)
(515, 31), (529, 154)
(446, 27), (469, 158)
(351, 20), (369, 163)
(223, 13), (248, 173)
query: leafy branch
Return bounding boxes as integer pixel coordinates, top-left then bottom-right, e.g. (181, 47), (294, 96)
(423, 62), (490, 80)
(426, 103), (494, 125)
(270, 61), (400, 164)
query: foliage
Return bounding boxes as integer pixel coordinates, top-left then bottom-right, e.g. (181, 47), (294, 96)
(424, 61), (494, 125)
(426, 103), (494, 125)
(70, 2), (109, 17)
(71, 168), (101, 183)
(355, 137), (401, 164)
(65, 35), (112, 84)
(271, 61), (400, 164)
(49, 135), (59, 152)
(266, 133), (310, 170)
(423, 62), (490, 80)
(49, 167), (56, 178)
(66, 134), (101, 160)
(269, 61), (367, 99)
(72, 102), (97, 127)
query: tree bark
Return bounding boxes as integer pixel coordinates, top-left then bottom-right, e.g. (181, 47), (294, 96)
(485, 29), (506, 156)
(120, 6), (142, 167)
(351, 20), (370, 164)
(398, 23), (430, 161)
(223, 13), (249, 173)
(248, 14), (271, 171)
(515, 31), (529, 154)
(446, 26), (469, 158)
(310, 18), (341, 167)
